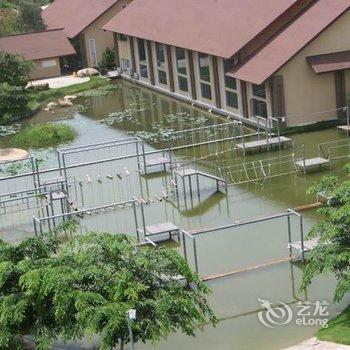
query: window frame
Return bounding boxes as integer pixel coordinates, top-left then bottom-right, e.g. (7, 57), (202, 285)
(153, 42), (169, 88)
(250, 83), (268, 119)
(195, 52), (214, 103)
(172, 46), (191, 97)
(219, 59), (241, 113)
(136, 38), (149, 81)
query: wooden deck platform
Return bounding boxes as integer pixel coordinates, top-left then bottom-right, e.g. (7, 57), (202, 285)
(137, 222), (179, 242)
(45, 190), (67, 201)
(236, 136), (292, 152)
(174, 168), (227, 193)
(295, 157), (330, 171)
(337, 125), (350, 133)
(289, 237), (319, 254)
(145, 157), (170, 167)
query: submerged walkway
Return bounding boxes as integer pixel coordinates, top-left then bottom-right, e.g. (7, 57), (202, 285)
(283, 337), (350, 350)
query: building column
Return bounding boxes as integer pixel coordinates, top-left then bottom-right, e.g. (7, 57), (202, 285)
(212, 56), (222, 109)
(166, 45), (175, 92)
(146, 40), (155, 85)
(270, 75), (286, 125)
(78, 33), (88, 68)
(240, 81), (249, 117)
(188, 50), (197, 100)
(129, 36), (136, 72)
(113, 33), (120, 68)
(335, 70), (347, 119)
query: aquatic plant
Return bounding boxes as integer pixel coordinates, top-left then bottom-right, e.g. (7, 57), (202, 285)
(0, 123), (21, 136)
(77, 84), (119, 98)
(8, 123), (76, 149)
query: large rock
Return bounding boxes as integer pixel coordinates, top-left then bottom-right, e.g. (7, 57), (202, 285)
(58, 99), (74, 107)
(77, 68), (99, 78)
(64, 95), (78, 101)
(47, 101), (57, 108)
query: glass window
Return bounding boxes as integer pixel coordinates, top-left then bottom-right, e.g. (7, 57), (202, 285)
(178, 76), (188, 92)
(158, 70), (167, 85)
(140, 64), (148, 79)
(137, 38), (147, 63)
(198, 53), (211, 82)
(252, 83), (266, 99)
(176, 48), (187, 75)
(252, 99), (268, 118)
(118, 34), (127, 41)
(155, 43), (166, 70)
(226, 91), (238, 109)
(200, 83), (212, 100)
(225, 76), (237, 90)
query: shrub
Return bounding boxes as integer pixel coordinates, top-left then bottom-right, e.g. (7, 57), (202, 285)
(0, 50), (32, 87)
(26, 82), (50, 91)
(9, 123), (76, 148)
(0, 82), (28, 124)
(101, 47), (116, 69)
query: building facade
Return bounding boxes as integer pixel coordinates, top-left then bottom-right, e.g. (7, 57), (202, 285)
(42, 0), (131, 70)
(0, 29), (76, 80)
(104, 0), (350, 127)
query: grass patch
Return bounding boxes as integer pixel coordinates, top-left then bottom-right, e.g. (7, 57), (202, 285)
(316, 306), (350, 345)
(9, 123), (76, 149)
(26, 76), (115, 108)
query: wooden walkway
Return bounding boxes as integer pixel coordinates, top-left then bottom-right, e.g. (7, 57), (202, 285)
(137, 222), (179, 242)
(236, 136), (292, 153)
(174, 168), (227, 193)
(295, 157), (330, 172)
(201, 256), (295, 282)
(337, 125), (350, 134)
(141, 156), (171, 174)
(289, 237), (319, 254)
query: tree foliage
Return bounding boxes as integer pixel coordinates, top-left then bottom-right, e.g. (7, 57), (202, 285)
(302, 167), (350, 302)
(0, 232), (216, 349)
(0, 0), (47, 35)
(0, 82), (28, 123)
(0, 50), (32, 87)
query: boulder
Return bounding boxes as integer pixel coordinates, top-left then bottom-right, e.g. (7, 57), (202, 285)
(64, 95), (78, 101)
(77, 68), (99, 78)
(46, 102), (57, 108)
(58, 99), (74, 107)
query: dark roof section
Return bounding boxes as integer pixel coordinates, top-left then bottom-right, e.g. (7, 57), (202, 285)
(307, 50), (350, 73)
(42, 0), (119, 39)
(103, 0), (297, 59)
(229, 0), (350, 84)
(0, 29), (76, 61)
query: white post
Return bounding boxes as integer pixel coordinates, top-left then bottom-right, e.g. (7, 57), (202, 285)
(126, 309), (136, 350)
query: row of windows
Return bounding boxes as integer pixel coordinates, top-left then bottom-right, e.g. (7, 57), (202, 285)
(135, 38), (267, 115)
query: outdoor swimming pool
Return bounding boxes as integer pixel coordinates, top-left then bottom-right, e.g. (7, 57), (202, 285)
(1, 80), (350, 350)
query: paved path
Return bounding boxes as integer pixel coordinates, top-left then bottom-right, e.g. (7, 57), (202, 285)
(283, 337), (350, 350)
(28, 76), (90, 89)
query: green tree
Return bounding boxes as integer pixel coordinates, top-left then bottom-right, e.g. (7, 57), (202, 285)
(0, 233), (217, 349)
(18, 0), (46, 32)
(302, 168), (350, 302)
(0, 50), (32, 87)
(0, 82), (28, 123)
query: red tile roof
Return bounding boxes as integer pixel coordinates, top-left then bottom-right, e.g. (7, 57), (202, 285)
(42, 0), (119, 39)
(230, 0), (350, 84)
(0, 29), (76, 61)
(103, 0), (296, 59)
(307, 50), (350, 73)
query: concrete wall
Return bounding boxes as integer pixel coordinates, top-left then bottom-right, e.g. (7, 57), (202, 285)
(82, 0), (130, 68)
(276, 9), (350, 126)
(30, 58), (61, 80)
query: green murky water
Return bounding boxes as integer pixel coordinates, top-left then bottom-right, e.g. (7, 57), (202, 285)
(1, 80), (350, 350)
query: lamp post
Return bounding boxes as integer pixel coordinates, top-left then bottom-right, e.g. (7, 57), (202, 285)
(126, 309), (136, 350)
